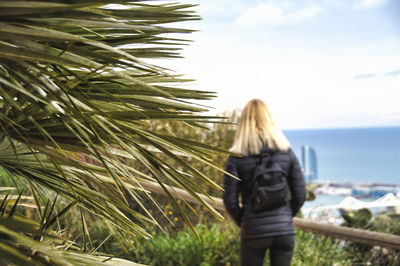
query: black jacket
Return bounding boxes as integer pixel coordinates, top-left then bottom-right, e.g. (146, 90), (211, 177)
(223, 147), (306, 239)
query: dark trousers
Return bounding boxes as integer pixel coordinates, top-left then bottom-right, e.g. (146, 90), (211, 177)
(240, 234), (294, 266)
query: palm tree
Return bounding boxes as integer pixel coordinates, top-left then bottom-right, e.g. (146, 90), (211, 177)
(0, 1), (226, 263)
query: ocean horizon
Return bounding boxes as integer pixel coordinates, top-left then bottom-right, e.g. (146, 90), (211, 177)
(283, 126), (400, 186)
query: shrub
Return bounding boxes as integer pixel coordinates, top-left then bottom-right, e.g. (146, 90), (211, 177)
(87, 218), (356, 265)
(83, 214), (400, 265)
(129, 222), (240, 266)
(292, 231), (351, 266)
(340, 209), (400, 265)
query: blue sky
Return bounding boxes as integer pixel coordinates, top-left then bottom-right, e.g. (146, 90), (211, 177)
(162, 0), (400, 129)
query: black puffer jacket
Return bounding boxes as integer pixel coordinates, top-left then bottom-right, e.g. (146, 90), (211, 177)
(223, 147), (306, 239)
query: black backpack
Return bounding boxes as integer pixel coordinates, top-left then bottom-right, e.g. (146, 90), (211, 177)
(248, 150), (289, 212)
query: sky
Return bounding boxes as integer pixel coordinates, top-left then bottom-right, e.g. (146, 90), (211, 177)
(161, 0), (400, 129)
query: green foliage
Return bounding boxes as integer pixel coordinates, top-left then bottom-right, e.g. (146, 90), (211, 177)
(133, 223), (240, 266)
(340, 209), (400, 265)
(342, 208), (372, 228)
(82, 218), (357, 266)
(0, 189), (140, 265)
(87, 221), (240, 266)
(144, 110), (239, 197)
(292, 231), (352, 266)
(0, 0), (232, 263)
(370, 213), (400, 235)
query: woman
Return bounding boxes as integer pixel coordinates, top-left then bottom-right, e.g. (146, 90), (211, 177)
(223, 99), (306, 266)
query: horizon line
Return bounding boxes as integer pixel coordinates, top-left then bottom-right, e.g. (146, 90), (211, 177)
(282, 125), (400, 131)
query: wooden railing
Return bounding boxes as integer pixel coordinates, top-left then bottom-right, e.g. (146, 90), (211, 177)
(140, 180), (400, 250)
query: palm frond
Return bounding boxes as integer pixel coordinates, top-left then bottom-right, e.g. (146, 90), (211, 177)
(0, 2), (227, 260)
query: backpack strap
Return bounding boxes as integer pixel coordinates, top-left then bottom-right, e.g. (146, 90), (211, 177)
(248, 147), (273, 194)
(258, 137), (271, 163)
(260, 148), (276, 166)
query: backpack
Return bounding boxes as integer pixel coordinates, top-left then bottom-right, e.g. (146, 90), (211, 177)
(248, 150), (289, 212)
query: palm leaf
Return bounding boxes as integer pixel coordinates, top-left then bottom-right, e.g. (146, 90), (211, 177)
(0, 0), (228, 261)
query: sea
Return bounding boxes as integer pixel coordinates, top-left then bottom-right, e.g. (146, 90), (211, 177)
(283, 126), (400, 210)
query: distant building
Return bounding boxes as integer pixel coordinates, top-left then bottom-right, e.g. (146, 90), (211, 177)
(301, 145), (318, 183)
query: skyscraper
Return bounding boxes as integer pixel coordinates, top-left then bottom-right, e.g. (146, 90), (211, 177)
(301, 145), (318, 183)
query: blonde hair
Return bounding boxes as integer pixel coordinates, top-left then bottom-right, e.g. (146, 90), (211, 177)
(230, 99), (290, 156)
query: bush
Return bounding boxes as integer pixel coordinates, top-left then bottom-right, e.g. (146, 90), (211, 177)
(340, 209), (400, 265)
(292, 231), (351, 266)
(83, 216), (400, 265)
(130, 222), (240, 266)
(86, 218), (356, 266)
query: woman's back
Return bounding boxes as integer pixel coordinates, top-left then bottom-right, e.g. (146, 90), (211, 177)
(223, 147), (306, 239)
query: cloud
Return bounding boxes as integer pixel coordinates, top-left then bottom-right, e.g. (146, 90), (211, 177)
(353, 73), (378, 80)
(292, 6), (322, 20)
(353, 0), (390, 9)
(354, 69), (400, 80)
(236, 3), (322, 27)
(384, 69), (400, 77)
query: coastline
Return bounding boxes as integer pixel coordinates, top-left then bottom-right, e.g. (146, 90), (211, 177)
(311, 180), (400, 198)
(302, 181), (400, 224)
